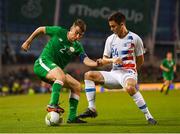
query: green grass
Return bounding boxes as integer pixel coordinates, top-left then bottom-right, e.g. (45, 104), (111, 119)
(0, 90), (180, 133)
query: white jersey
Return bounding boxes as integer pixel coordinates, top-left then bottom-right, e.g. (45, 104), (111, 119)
(103, 31), (145, 70)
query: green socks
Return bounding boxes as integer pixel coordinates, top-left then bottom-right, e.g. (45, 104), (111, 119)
(49, 81), (80, 121)
(68, 94), (79, 121)
(49, 80), (63, 105)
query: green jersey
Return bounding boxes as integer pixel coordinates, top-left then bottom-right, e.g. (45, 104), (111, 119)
(161, 59), (175, 80)
(40, 26), (85, 69)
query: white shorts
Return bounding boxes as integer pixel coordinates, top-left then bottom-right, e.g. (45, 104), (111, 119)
(100, 69), (137, 89)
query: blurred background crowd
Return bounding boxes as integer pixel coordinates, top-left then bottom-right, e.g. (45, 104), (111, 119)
(0, 0), (180, 96)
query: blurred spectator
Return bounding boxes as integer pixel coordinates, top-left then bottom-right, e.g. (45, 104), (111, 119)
(28, 87), (35, 95)
(2, 83), (9, 96)
(21, 78), (31, 94)
(39, 81), (51, 93)
(2, 44), (17, 64)
(12, 80), (21, 94)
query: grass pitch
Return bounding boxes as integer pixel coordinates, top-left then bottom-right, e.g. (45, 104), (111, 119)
(0, 90), (180, 133)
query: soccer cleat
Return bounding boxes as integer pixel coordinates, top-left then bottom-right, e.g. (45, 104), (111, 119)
(67, 117), (87, 124)
(47, 104), (65, 114)
(78, 108), (98, 118)
(147, 118), (157, 125)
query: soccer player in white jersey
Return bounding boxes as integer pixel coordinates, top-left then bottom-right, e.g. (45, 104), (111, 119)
(78, 12), (157, 125)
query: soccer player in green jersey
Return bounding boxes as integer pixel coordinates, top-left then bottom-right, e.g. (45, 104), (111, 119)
(21, 19), (99, 123)
(160, 52), (176, 95)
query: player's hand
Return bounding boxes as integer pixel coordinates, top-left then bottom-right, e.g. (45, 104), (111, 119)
(112, 57), (123, 65)
(21, 41), (30, 52)
(96, 58), (103, 66)
(164, 68), (169, 72)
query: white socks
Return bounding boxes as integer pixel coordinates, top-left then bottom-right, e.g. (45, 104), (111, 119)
(85, 81), (154, 120)
(84, 80), (96, 110)
(69, 92), (80, 101)
(132, 91), (153, 120)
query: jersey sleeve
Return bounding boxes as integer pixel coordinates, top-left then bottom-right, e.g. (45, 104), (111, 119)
(74, 42), (86, 56)
(45, 26), (62, 37)
(103, 36), (112, 57)
(161, 59), (166, 66)
(75, 42), (87, 62)
(134, 35), (145, 56)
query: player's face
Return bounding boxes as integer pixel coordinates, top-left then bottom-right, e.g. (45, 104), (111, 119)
(68, 26), (84, 42)
(167, 53), (172, 61)
(108, 20), (122, 35)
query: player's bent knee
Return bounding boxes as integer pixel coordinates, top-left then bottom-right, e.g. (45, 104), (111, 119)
(73, 84), (82, 94)
(72, 82), (82, 93)
(47, 70), (66, 83)
(84, 71), (95, 80)
(54, 74), (65, 83)
(125, 82), (136, 96)
(76, 82), (82, 92)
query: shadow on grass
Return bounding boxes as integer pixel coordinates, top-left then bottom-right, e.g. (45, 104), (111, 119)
(62, 121), (148, 127)
(61, 119), (180, 127)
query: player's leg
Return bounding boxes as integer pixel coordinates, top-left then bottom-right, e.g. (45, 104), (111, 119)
(85, 71), (105, 109)
(160, 79), (166, 93)
(165, 80), (171, 95)
(46, 67), (65, 113)
(79, 71), (122, 119)
(124, 77), (157, 125)
(165, 73), (174, 95)
(34, 58), (65, 113)
(78, 71), (105, 118)
(64, 74), (86, 123)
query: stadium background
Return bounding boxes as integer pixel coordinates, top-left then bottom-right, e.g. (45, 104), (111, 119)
(0, 0), (180, 94)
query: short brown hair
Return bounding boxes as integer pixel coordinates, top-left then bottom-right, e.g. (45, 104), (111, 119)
(108, 12), (126, 25)
(73, 19), (86, 33)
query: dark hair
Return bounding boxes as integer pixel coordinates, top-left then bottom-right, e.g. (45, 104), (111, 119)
(167, 51), (172, 55)
(73, 19), (86, 33)
(108, 12), (126, 25)
(167, 51), (172, 54)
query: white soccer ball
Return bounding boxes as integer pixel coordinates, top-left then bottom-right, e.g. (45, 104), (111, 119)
(45, 111), (63, 126)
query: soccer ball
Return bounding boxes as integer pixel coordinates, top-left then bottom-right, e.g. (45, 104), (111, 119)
(45, 111), (63, 126)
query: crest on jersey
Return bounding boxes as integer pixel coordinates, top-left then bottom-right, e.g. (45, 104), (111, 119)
(69, 47), (75, 52)
(66, 47), (75, 55)
(128, 36), (133, 40)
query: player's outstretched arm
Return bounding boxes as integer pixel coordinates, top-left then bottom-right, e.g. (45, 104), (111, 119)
(21, 27), (46, 52)
(102, 56), (122, 65)
(83, 57), (98, 67)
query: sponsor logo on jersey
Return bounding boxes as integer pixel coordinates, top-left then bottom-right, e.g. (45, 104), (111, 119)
(59, 38), (63, 42)
(51, 63), (56, 66)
